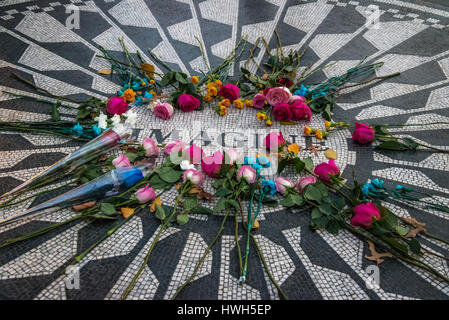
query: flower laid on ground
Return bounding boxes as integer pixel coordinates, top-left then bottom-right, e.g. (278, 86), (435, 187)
(264, 131), (285, 151)
(313, 159), (340, 183)
(275, 177), (294, 195)
(153, 102), (174, 120)
(143, 137), (159, 157)
(112, 154), (131, 168)
(106, 96), (128, 115)
(136, 184), (157, 204)
(182, 168), (205, 185)
(352, 122), (375, 144)
(296, 176), (317, 193)
(219, 83), (240, 102)
(237, 165), (257, 183)
(177, 94), (201, 112)
(350, 203), (381, 227)
(201, 151), (223, 178)
(164, 140), (186, 155)
(185, 144), (204, 164)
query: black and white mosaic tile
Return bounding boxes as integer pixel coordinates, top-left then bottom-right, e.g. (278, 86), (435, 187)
(0, 0), (448, 300)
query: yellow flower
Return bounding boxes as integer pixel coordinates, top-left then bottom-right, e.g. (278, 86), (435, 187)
(204, 94), (213, 102)
(265, 119), (273, 126)
(123, 88), (136, 103)
(304, 126), (312, 136)
(208, 86), (218, 97)
(206, 82), (215, 89)
(259, 90), (263, 94)
(191, 76), (199, 84)
(325, 120), (331, 130)
(219, 105), (227, 116)
(245, 99), (254, 108)
(258, 84), (263, 88)
(219, 98), (230, 107)
(233, 99), (244, 109)
(150, 79), (155, 85)
(214, 80), (222, 87)
(315, 129), (323, 140)
(288, 143), (301, 155)
(149, 90), (156, 95)
(256, 112), (267, 121)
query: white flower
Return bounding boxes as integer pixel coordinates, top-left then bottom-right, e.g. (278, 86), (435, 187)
(124, 110), (138, 126)
(180, 160), (194, 171)
(94, 112), (108, 129)
(111, 114), (121, 126)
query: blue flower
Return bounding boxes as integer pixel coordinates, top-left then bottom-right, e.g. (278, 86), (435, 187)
(72, 123), (83, 136)
(256, 156), (271, 168)
(134, 96), (143, 106)
(371, 178), (384, 189)
(143, 91), (153, 99)
(92, 124), (102, 136)
(395, 185), (412, 192)
(361, 182), (371, 197)
(294, 84), (309, 97)
(131, 82), (141, 91)
(118, 90), (124, 96)
(251, 163), (263, 172)
(262, 180), (277, 195)
(244, 156), (256, 165)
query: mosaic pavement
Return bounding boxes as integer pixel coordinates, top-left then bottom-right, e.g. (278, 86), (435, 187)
(0, 0), (448, 300)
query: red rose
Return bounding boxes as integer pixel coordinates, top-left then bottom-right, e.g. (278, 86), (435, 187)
(218, 84), (240, 102)
(278, 78), (293, 88)
(177, 94), (201, 112)
(263, 87), (272, 96)
(106, 96), (128, 115)
(290, 100), (312, 121)
(351, 203), (381, 227)
(352, 122), (375, 144)
(272, 103), (293, 121)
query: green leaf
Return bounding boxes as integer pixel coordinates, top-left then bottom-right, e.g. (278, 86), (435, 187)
(213, 197), (227, 213)
(226, 199), (240, 211)
(304, 185), (322, 202)
(401, 138), (419, 150)
(124, 152), (139, 162)
(215, 188), (232, 197)
(183, 197), (198, 211)
(154, 205), (166, 220)
(177, 214), (189, 226)
(100, 202), (116, 215)
(334, 198), (346, 210)
(158, 167), (183, 183)
(280, 194), (296, 207)
(302, 157), (314, 171)
(383, 237), (409, 255)
(409, 238), (421, 255)
(322, 103), (332, 121)
(376, 140), (409, 151)
(311, 207), (323, 219)
(212, 178), (225, 189)
(291, 194), (304, 206)
(191, 206), (213, 215)
(314, 182), (328, 197)
(160, 72), (172, 87)
(395, 225), (409, 236)
(51, 102), (61, 121)
(149, 174), (171, 190)
(326, 219), (340, 234)
(175, 72), (188, 84)
(277, 158), (289, 175)
(318, 203), (335, 215)
(240, 67), (250, 74)
(76, 108), (91, 120)
(293, 158), (305, 174)
(311, 216), (329, 229)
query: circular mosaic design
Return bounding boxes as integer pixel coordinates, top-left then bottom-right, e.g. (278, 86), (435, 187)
(0, 0), (448, 300)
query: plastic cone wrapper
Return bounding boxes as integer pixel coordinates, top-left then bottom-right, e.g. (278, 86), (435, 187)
(0, 162), (154, 227)
(0, 126), (132, 200)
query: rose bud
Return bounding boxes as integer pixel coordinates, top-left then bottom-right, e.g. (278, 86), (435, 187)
(143, 137), (159, 157)
(275, 177), (294, 195)
(218, 83), (240, 102)
(266, 87), (292, 106)
(201, 151), (223, 178)
(164, 140), (186, 155)
(296, 176), (317, 193)
(112, 154), (131, 168)
(224, 148), (241, 164)
(182, 168), (205, 185)
(106, 96), (128, 115)
(185, 144), (204, 164)
(352, 122), (375, 144)
(313, 159), (340, 183)
(264, 132), (286, 151)
(135, 184), (157, 203)
(177, 94), (201, 112)
(351, 203), (381, 227)
(237, 165), (257, 184)
(153, 102), (174, 120)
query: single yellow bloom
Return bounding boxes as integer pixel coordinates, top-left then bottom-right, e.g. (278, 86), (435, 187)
(219, 98), (231, 107)
(206, 82), (215, 89)
(259, 90), (263, 94)
(325, 120), (331, 130)
(149, 90), (156, 95)
(150, 196), (162, 213)
(191, 76), (199, 84)
(245, 100), (254, 108)
(214, 79), (222, 87)
(265, 119), (273, 126)
(123, 88), (136, 103)
(150, 79), (155, 84)
(233, 99), (244, 109)
(204, 94), (213, 102)
(208, 86), (218, 96)
(219, 105), (227, 116)
(258, 84), (263, 88)
(304, 126), (312, 136)
(288, 143), (301, 155)
(256, 112), (267, 121)
(315, 129), (323, 140)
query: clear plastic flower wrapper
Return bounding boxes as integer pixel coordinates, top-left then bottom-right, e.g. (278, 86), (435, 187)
(0, 126), (133, 200)
(0, 162), (153, 227)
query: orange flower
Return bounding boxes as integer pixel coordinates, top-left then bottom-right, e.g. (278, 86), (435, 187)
(219, 98), (230, 107)
(233, 99), (244, 109)
(208, 86), (218, 97)
(123, 88), (136, 103)
(214, 79), (222, 87)
(245, 99), (254, 108)
(219, 105), (227, 116)
(204, 94), (213, 102)
(149, 79), (155, 84)
(265, 119), (273, 126)
(288, 143), (300, 155)
(315, 129), (323, 140)
(304, 126), (312, 136)
(325, 120), (332, 130)
(191, 76), (199, 84)
(256, 112), (267, 121)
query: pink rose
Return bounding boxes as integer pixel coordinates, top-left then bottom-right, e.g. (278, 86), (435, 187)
(106, 96), (128, 115)
(252, 93), (266, 109)
(289, 100), (312, 121)
(313, 159), (340, 182)
(289, 95), (306, 104)
(185, 144), (204, 164)
(237, 165), (257, 184)
(143, 137), (159, 157)
(164, 140), (186, 155)
(201, 151), (223, 178)
(264, 132), (285, 151)
(296, 176), (317, 193)
(177, 94), (201, 112)
(351, 203), (381, 227)
(182, 169), (205, 185)
(112, 154), (131, 168)
(275, 177), (294, 195)
(272, 103), (293, 121)
(136, 184), (157, 203)
(224, 148), (240, 164)
(266, 87), (292, 106)
(219, 84), (240, 102)
(153, 102), (174, 120)
(352, 122), (375, 144)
